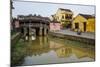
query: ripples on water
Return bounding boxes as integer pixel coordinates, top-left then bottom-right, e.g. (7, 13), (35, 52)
(11, 36), (95, 66)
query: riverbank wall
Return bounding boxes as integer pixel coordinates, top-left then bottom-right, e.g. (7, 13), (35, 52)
(11, 32), (21, 47)
(49, 32), (95, 45)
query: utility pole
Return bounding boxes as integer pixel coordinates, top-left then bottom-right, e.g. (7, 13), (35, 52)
(11, 1), (14, 9)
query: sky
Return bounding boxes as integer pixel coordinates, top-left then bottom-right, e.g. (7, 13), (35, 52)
(12, 1), (95, 18)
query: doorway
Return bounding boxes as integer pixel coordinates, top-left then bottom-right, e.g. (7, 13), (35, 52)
(83, 22), (86, 32)
(75, 23), (79, 29)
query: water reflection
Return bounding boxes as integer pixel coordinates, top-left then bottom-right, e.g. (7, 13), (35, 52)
(12, 36), (95, 66)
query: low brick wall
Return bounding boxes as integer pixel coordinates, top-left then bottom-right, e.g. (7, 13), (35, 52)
(49, 32), (95, 45)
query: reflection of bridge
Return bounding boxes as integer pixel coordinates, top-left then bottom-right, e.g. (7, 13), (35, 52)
(18, 15), (50, 37)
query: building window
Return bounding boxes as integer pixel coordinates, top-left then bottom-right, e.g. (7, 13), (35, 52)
(62, 15), (64, 19)
(65, 14), (68, 19)
(69, 15), (72, 19)
(75, 23), (79, 29)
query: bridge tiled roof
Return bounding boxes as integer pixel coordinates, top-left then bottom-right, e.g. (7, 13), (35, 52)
(18, 15), (50, 24)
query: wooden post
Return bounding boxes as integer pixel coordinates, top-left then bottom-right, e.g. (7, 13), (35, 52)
(39, 27), (43, 36)
(44, 28), (47, 36)
(44, 24), (48, 36)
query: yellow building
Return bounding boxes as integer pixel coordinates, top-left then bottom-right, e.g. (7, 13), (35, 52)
(72, 14), (95, 32)
(53, 8), (73, 28)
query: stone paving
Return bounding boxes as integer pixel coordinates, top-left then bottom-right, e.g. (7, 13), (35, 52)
(53, 29), (95, 39)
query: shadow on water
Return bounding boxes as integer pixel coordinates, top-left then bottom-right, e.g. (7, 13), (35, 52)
(11, 36), (95, 66)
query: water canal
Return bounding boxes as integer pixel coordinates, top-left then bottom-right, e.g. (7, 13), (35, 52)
(11, 36), (95, 66)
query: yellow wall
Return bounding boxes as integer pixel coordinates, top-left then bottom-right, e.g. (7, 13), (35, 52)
(87, 18), (95, 32)
(72, 15), (87, 32)
(72, 15), (95, 32)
